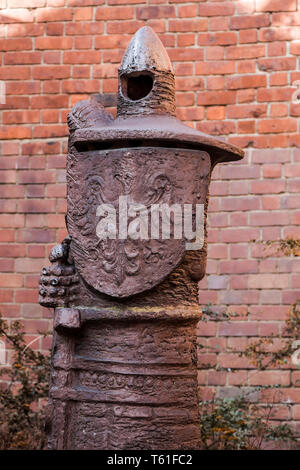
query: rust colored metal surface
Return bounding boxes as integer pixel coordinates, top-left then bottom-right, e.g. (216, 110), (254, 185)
(47, 308), (200, 450)
(116, 26), (176, 118)
(39, 26), (244, 450)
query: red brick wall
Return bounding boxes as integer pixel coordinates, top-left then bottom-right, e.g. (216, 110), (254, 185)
(0, 0), (300, 436)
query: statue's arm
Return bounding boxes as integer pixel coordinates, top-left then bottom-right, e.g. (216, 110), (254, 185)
(38, 236), (79, 308)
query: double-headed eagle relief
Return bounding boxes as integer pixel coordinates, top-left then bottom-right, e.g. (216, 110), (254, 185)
(66, 145), (211, 297)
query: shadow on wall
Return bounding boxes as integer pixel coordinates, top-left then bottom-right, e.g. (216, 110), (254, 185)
(244, 0), (297, 14)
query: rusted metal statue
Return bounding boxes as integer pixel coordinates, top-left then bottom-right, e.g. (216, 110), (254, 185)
(39, 26), (244, 450)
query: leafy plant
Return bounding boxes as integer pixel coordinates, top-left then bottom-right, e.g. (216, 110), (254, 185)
(0, 314), (50, 450)
(254, 237), (300, 257)
(241, 301), (300, 371)
(1, 239), (300, 450)
(199, 392), (296, 450)
(242, 239), (300, 370)
(199, 237), (300, 449)
(201, 302), (243, 322)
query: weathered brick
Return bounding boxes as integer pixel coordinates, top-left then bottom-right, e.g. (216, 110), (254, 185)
(0, 8), (33, 23)
(4, 52), (42, 65)
(178, 5), (197, 18)
(35, 7), (73, 22)
(220, 260), (258, 274)
(256, 0), (296, 12)
(249, 371), (290, 386)
(8, 0), (45, 6)
(0, 38), (32, 51)
(259, 27), (300, 42)
(196, 61), (234, 75)
(258, 57), (296, 72)
(273, 12), (300, 26)
(63, 51), (101, 64)
(219, 322), (259, 337)
(197, 91), (236, 105)
(65, 22), (104, 36)
(136, 5), (175, 19)
(18, 200), (56, 213)
(227, 75), (266, 89)
(258, 118), (297, 133)
(230, 14), (270, 29)
(17, 229), (56, 243)
(36, 37), (73, 50)
(198, 2), (234, 16)
(169, 19), (208, 32)
(198, 32), (237, 46)
(226, 44), (265, 59)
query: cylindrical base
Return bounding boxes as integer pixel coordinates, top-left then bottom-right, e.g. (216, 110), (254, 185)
(47, 307), (201, 450)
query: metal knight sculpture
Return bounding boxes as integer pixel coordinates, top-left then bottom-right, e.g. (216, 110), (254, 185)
(39, 26), (244, 450)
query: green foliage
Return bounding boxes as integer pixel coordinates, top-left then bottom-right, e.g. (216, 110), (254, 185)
(199, 237), (300, 450)
(0, 314), (50, 449)
(199, 393), (296, 450)
(242, 240), (300, 370)
(253, 237), (300, 257)
(199, 304), (299, 450)
(201, 302), (242, 322)
(1, 238), (300, 450)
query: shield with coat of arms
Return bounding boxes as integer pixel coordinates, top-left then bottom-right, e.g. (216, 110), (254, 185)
(66, 144), (210, 298)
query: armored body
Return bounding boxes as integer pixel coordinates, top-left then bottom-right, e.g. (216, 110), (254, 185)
(39, 27), (243, 450)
